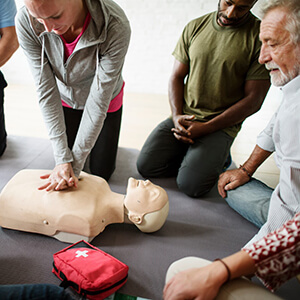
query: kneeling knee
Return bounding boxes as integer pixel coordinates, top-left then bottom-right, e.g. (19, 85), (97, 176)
(91, 166), (115, 181)
(136, 156), (151, 177)
(177, 178), (212, 198)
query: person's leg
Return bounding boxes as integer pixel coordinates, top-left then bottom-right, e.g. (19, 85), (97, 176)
(225, 178), (274, 228)
(0, 284), (75, 300)
(0, 88), (6, 156)
(63, 106), (122, 181)
(63, 106), (82, 149)
(177, 130), (234, 197)
(88, 107), (122, 181)
(137, 118), (188, 178)
(0, 72), (8, 156)
(165, 257), (282, 300)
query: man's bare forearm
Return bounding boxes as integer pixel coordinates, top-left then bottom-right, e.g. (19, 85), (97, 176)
(0, 26), (19, 67)
(242, 145), (273, 176)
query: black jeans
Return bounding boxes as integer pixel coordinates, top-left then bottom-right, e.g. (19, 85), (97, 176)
(0, 284), (75, 300)
(137, 118), (234, 197)
(63, 106), (122, 181)
(0, 71), (7, 157)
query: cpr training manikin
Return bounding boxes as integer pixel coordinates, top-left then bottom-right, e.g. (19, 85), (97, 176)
(0, 169), (169, 243)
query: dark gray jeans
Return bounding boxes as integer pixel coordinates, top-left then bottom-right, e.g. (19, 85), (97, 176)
(0, 284), (75, 300)
(63, 106), (122, 181)
(0, 71), (7, 156)
(137, 118), (234, 197)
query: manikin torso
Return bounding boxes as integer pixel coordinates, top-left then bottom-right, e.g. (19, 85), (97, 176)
(0, 170), (169, 243)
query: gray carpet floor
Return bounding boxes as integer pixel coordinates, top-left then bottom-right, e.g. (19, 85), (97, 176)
(0, 136), (299, 299)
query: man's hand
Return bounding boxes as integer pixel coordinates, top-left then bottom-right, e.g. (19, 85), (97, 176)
(218, 169), (250, 198)
(172, 114), (195, 143)
(163, 262), (227, 300)
(172, 115), (212, 144)
(38, 163), (78, 191)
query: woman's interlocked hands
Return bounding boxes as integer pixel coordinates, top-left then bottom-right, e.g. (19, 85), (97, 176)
(38, 162), (78, 192)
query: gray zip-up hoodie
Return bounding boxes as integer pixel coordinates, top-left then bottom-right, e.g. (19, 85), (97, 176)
(16, 0), (131, 176)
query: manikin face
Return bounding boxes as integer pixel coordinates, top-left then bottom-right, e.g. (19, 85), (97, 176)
(217, 0), (257, 27)
(124, 178), (168, 225)
(24, 0), (84, 35)
(259, 8), (300, 87)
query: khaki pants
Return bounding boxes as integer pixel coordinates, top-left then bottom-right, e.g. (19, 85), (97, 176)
(166, 257), (282, 300)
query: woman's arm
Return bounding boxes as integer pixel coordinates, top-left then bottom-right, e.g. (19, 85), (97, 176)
(71, 19), (131, 176)
(0, 26), (18, 67)
(164, 212), (300, 299)
(243, 212), (300, 291)
(163, 251), (255, 300)
(16, 8), (75, 190)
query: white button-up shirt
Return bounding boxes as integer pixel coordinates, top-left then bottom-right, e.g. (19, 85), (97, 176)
(247, 75), (300, 246)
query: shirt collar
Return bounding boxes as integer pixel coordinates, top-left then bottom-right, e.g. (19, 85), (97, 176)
(280, 75), (300, 99)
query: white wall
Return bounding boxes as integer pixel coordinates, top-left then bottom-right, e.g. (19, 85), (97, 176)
(3, 0), (265, 94)
(115, 0), (217, 94)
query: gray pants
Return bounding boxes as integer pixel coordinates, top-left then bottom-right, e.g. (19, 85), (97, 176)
(137, 118), (234, 197)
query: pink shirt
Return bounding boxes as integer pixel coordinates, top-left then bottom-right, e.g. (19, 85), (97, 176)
(60, 13), (123, 113)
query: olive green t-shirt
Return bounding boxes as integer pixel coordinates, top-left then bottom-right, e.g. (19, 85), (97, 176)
(172, 11), (270, 137)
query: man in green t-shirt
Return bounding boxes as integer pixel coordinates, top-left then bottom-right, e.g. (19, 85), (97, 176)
(137, 0), (270, 198)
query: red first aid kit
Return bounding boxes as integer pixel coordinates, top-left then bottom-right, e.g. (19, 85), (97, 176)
(52, 240), (129, 300)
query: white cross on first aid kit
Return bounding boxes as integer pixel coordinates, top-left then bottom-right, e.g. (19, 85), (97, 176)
(75, 250), (89, 257)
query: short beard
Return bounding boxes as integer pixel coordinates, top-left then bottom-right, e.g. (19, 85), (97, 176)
(217, 0), (248, 27)
(266, 62), (300, 87)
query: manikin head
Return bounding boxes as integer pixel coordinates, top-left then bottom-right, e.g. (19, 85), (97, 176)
(258, 0), (300, 86)
(217, 0), (258, 27)
(124, 178), (169, 233)
(24, 0), (86, 35)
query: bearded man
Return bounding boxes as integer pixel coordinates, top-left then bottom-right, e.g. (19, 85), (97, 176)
(137, 0), (270, 198)
(218, 0), (300, 246)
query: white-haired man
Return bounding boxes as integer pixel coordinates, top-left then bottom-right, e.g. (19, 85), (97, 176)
(218, 0), (300, 246)
(164, 0), (300, 299)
